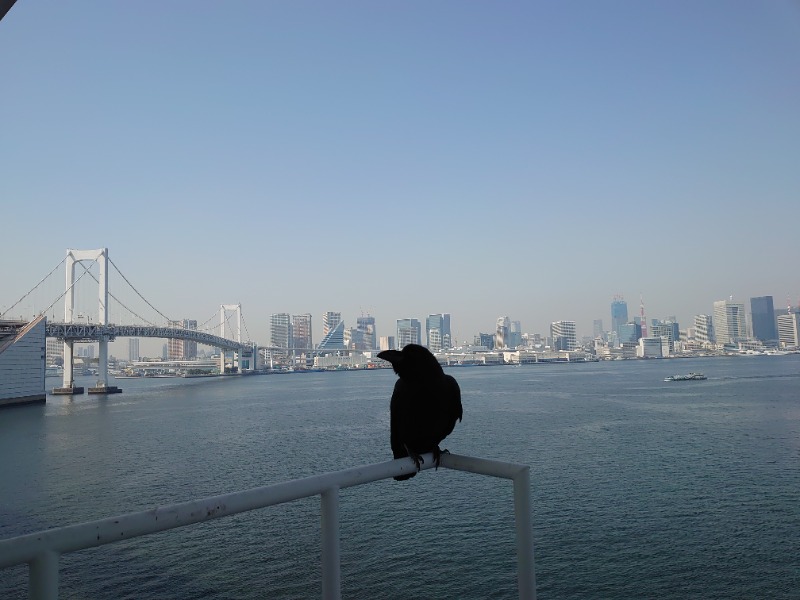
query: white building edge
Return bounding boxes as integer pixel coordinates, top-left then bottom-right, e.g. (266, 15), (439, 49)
(0, 315), (46, 407)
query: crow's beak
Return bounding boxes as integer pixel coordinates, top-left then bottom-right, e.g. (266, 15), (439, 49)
(378, 350), (402, 364)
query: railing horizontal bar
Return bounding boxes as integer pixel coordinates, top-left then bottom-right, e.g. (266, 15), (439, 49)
(0, 453), (526, 568)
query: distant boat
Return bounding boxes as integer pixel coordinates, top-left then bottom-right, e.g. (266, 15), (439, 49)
(45, 365), (64, 378)
(664, 372), (707, 382)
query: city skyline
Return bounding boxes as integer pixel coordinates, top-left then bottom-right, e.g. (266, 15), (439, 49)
(1, 3), (798, 353)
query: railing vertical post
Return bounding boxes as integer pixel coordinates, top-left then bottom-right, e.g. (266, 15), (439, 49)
(29, 550), (59, 600)
(512, 467), (536, 600)
(320, 486), (341, 600)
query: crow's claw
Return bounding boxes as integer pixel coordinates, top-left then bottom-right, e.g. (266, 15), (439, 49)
(405, 445), (424, 471)
(432, 447), (450, 470)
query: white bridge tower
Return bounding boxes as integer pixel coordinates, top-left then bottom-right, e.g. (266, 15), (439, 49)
(59, 248), (116, 391)
(219, 304), (256, 374)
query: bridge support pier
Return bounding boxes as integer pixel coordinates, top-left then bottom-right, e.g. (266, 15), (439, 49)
(53, 340), (84, 395)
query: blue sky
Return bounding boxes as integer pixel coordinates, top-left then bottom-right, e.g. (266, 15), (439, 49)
(2, 1), (799, 350)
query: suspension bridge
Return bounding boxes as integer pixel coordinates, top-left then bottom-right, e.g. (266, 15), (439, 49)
(1, 248), (260, 396)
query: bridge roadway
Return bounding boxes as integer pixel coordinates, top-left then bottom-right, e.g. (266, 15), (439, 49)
(45, 322), (247, 352)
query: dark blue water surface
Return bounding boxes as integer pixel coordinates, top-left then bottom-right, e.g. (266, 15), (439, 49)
(1, 355), (799, 599)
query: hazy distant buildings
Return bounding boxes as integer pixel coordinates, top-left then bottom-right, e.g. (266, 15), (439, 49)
(651, 319), (679, 352)
(550, 320), (577, 351)
(637, 337), (663, 358)
(713, 300), (746, 345)
(777, 313), (800, 347)
(168, 319), (197, 360)
(317, 320), (346, 353)
(396, 318), (421, 348)
(593, 319), (604, 340)
(618, 322), (641, 344)
(611, 297), (628, 339)
(694, 314), (714, 344)
(322, 312), (342, 338)
(750, 296), (777, 341)
(379, 336), (395, 351)
(270, 313), (291, 355)
(353, 315), (376, 350)
(509, 320), (522, 349)
(477, 332), (495, 350)
(426, 313), (452, 351)
(292, 314), (313, 353)
(495, 316), (510, 349)
(128, 338), (140, 362)
(46, 338), (63, 365)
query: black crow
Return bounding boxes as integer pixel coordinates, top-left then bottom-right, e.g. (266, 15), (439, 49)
(377, 344), (462, 481)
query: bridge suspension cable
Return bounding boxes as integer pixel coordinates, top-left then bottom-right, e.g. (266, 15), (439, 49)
(108, 256), (175, 326)
(0, 256), (67, 318)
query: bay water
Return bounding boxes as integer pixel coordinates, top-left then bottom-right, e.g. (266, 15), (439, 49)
(1, 355), (799, 598)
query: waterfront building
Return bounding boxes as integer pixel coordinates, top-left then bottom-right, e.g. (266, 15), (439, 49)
(694, 315), (714, 344)
(593, 319), (604, 341)
(0, 316), (46, 406)
(637, 337), (663, 358)
(495, 316), (510, 350)
(168, 319), (197, 360)
(618, 322), (641, 344)
(46, 337), (63, 365)
(477, 332), (495, 350)
(292, 314), (313, 353)
(509, 320), (522, 349)
(426, 313), (452, 351)
(322, 312), (342, 338)
(611, 297), (628, 339)
(356, 315), (376, 350)
(128, 338), (140, 362)
(550, 320), (577, 351)
(379, 336), (395, 351)
(651, 320), (679, 352)
(777, 313), (800, 347)
(317, 320), (346, 353)
(750, 296), (777, 342)
(396, 318), (421, 348)
(713, 300), (746, 345)
(270, 313), (291, 356)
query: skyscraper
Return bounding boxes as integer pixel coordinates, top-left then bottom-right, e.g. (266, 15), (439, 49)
(270, 313), (291, 355)
(593, 319), (604, 340)
(322, 312), (342, 337)
(750, 296), (777, 341)
(509, 320), (522, 349)
(425, 313), (452, 351)
(396, 318), (421, 348)
(713, 300), (746, 345)
(611, 297), (628, 338)
(354, 315), (376, 350)
(495, 316), (510, 349)
(694, 315), (714, 344)
(292, 314), (313, 353)
(128, 338), (140, 362)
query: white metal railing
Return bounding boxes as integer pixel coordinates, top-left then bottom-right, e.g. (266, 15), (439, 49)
(0, 453), (536, 600)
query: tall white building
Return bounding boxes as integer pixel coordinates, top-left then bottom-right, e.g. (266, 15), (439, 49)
(128, 338), (140, 362)
(270, 313), (291, 356)
(550, 320), (577, 351)
(777, 313), (800, 347)
(694, 314), (714, 344)
(713, 300), (746, 345)
(322, 312), (342, 337)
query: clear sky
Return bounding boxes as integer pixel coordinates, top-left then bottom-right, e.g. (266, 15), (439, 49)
(2, 1), (799, 352)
